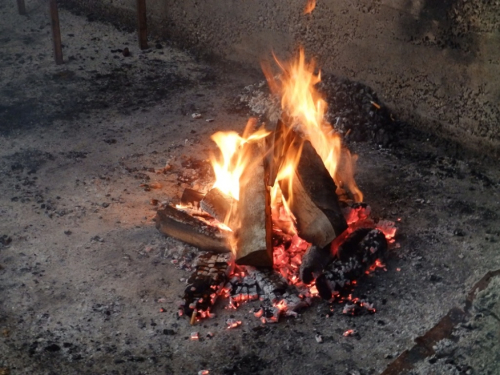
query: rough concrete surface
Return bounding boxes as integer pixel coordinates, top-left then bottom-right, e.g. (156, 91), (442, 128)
(62, 0), (500, 157)
(1, 1), (500, 375)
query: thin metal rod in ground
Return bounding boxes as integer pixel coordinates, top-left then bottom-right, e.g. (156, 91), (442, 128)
(49, 0), (63, 65)
(17, 0), (26, 15)
(136, 0), (148, 50)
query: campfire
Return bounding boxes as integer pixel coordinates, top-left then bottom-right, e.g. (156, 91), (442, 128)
(154, 48), (397, 324)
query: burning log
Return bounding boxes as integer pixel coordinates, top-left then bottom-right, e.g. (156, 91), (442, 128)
(180, 188), (205, 208)
(266, 113), (291, 187)
(200, 187), (236, 223)
(279, 138), (348, 248)
(180, 252), (234, 320)
(232, 138), (274, 267)
(154, 205), (231, 253)
(315, 228), (388, 300)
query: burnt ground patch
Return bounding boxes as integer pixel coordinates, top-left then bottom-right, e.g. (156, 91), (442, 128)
(0, 60), (194, 136)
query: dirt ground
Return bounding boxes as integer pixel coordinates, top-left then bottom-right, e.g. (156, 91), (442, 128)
(1, 1), (499, 375)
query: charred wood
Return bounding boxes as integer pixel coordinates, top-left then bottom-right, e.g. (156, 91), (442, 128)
(180, 188), (205, 209)
(180, 252), (234, 320)
(299, 244), (334, 284)
(315, 228), (388, 300)
(154, 205), (231, 253)
(245, 266), (309, 322)
(226, 274), (259, 306)
(246, 266), (288, 303)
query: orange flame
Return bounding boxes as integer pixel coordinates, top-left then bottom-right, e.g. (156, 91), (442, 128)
(304, 0), (316, 14)
(209, 118), (270, 201)
(263, 47), (363, 203)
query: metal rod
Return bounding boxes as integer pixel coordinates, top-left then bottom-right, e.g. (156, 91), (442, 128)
(49, 0), (63, 65)
(137, 0), (148, 50)
(17, 0), (26, 15)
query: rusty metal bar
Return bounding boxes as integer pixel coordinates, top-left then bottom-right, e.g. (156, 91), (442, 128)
(137, 0), (148, 50)
(17, 0), (26, 15)
(49, 0), (63, 65)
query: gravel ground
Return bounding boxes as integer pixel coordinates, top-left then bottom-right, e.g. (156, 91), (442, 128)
(1, 1), (499, 374)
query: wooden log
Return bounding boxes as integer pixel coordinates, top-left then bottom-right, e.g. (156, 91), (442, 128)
(180, 188), (205, 208)
(232, 138), (274, 267)
(200, 187), (236, 224)
(279, 137), (348, 248)
(264, 111), (289, 187)
(154, 205), (231, 253)
(49, 0), (63, 65)
(136, 0), (148, 50)
(17, 0), (26, 15)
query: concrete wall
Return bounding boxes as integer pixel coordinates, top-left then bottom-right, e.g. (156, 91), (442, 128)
(65, 0), (500, 156)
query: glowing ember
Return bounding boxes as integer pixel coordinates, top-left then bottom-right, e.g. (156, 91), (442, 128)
(304, 0), (316, 14)
(343, 329), (356, 337)
(190, 332), (199, 340)
(226, 318), (242, 329)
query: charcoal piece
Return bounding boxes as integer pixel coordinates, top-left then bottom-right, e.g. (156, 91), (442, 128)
(336, 227), (373, 262)
(260, 305), (281, 324)
(246, 267), (288, 300)
(315, 274), (335, 300)
(299, 244), (334, 284)
(319, 228), (388, 300)
(181, 252), (234, 319)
